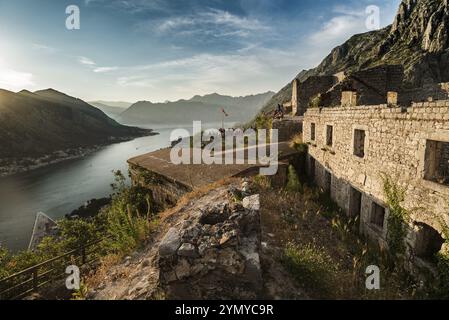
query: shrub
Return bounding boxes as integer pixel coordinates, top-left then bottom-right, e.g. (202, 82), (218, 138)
(0, 171), (157, 282)
(381, 174), (409, 259)
(308, 94), (322, 108)
(286, 165), (302, 192)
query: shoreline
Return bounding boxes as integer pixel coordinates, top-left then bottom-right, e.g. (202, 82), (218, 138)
(0, 131), (159, 178)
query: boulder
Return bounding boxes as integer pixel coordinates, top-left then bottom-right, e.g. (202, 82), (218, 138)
(178, 243), (198, 258)
(159, 227), (181, 257)
(242, 194), (260, 211)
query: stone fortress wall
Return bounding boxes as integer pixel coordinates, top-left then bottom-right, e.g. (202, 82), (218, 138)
(303, 98), (449, 268)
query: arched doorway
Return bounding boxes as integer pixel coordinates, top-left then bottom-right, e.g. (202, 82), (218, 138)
(414, 222), (445, 262)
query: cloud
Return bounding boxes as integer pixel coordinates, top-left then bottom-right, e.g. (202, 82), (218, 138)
(310, 15), (363, 45)
(146, 8), (270, 38)
(111, 46), (298, 100)
(32, 43), (57, 53)
(78, 56), (96, 66)
(93, 66), (119, 73)
(0, 67), (34, 91)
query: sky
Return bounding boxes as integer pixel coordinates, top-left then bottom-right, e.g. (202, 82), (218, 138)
(0, 0), (401, 102)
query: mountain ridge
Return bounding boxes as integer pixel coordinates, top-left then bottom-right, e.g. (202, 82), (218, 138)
(0, 88), (152, 160)
(119, 91), (275, 125)
(259, 0), (449, 115)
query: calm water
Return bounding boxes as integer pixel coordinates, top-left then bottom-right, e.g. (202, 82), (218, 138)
(0, 122), (233, 252)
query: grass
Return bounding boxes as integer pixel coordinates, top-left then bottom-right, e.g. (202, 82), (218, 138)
(282, 242), (338, 296)
(255, 173), (421, 299)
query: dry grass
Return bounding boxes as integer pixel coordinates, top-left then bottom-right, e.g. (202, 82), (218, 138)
(159, 177), (237, 221)
(255, 179), (418, 299)
(289, 133), (303, 147)
(84, 254), (124, 289)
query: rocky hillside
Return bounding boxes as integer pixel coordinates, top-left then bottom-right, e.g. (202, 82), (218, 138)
(261, 0), (449, 114)
(0, 89), (152, 159)
(86, 180), (305, 300)
(119, 92), (274, 125)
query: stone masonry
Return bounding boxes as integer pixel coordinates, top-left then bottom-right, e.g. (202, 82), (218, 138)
(303, 99), (449, 267)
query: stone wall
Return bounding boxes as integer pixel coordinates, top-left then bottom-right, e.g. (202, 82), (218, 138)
(292, 76), (336, 116)
(321, 65), (405, 108)
(303, 101), (449, 261)
(271, 118), (303, 142)
(129, 164), (192, 211)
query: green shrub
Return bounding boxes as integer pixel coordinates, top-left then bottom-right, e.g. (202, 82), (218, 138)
(0, 171), (157, 281)
(254, 113), (272, 130)
(286, 165), (302, 192)
(382, 174), (409, 259)
(308, 94), (322, 108)
(282, 242), (338, 295)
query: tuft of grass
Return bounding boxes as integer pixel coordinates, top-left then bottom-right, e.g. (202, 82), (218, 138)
(282, 242), (338, 297)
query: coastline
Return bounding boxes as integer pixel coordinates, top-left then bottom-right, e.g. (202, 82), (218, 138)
(0, 131), (159, 178)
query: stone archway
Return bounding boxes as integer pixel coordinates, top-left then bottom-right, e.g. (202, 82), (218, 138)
(413, 222), (445, 262)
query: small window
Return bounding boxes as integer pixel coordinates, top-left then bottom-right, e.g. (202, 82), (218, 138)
(370, 202), (385, 229)
(353, 129), (366, 158)
(326, 125), (333, 147)
(424, 140), (449, 186)
(310, 123), (316, 141)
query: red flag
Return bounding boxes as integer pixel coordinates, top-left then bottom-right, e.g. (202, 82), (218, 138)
(221, 108), (229, 117)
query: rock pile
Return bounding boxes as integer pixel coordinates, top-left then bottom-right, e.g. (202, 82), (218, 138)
(158, 185), (262, 299)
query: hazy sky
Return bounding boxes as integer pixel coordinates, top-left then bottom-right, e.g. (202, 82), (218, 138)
(0, 0), (401, 102)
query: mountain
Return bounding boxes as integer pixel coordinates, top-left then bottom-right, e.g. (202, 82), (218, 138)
(0, 89), (152, 159)
(89, 101), (129, 119)
(89, 101), (133, 109)
(261, 0), (449, 114)
(119, 92), (274, 125)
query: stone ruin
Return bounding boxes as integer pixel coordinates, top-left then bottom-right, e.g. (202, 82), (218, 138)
(157, 189), (263, 299)
(290, 64), (449, 116)
(299, 66), (449, 272)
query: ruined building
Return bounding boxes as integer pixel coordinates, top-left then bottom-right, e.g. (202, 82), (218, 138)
(296, 65), (449, 270)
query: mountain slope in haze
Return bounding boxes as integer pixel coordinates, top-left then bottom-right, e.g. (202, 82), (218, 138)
(89, 101), (129, 119)
(119, 92), (274, 125)
(261, 0), (449, 114)
(0, 89), (152, 159)
(90, 101), (133, 109)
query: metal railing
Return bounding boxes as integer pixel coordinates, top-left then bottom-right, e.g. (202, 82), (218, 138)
(0, 238), (106, 300)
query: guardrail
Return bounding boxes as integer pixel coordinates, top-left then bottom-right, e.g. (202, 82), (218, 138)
(0, 238), (106, 300)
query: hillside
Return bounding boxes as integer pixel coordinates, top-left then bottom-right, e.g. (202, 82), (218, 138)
(0, 89), (152, 159)
(119, 92), (274, 125)
(260, 0), (449, 114)
(89, 101), (129, 119)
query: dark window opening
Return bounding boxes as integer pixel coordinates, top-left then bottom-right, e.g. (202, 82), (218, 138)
(353, 129), (366, 158)
(424, 140), (449, 186)
(309, 157), (316, 180)
(326, 125), (333, 147)
(370, 202), (385, 229)
(349, 187), (362, 218)
(325, 171), (332, 196)
(311, 123), (316, 141)
(414, 222), (445, 262)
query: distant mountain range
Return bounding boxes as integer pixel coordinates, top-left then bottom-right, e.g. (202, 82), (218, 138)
(260, 0), (449, 114)
(0, 89), (152, 159)
(117, 92), (275, 126)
